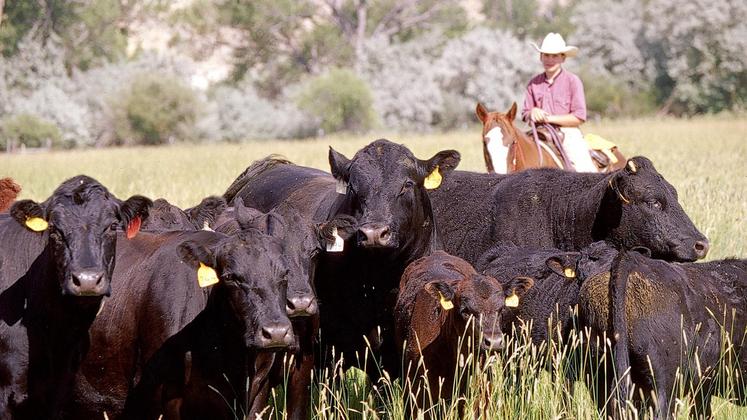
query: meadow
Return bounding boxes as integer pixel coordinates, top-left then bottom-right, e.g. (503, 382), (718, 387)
(1, 116), (746, 418)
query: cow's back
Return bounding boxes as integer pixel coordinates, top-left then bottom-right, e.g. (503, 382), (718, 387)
(230, 163), (338, 219)
(430, 169), (605, 264)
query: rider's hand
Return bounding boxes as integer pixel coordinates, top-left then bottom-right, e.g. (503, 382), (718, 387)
(531, 108), (547, 123)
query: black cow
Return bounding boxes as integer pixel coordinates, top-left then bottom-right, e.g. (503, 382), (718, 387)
(476, 244), (583, 347)
(119, 226), (294, 420)
(585, 249), (747, 419)
(70, 205), (293, 420)
(0, 175), (151, 420)
(70, 201), (330, 419)
(429, 157), (709, 265)
(223, 139), (461, 380)
(141, 196), (226, 232)
(213, 200), (357, 420)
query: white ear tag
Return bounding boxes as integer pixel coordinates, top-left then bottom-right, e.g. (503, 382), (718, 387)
(336, 179), (348, 194)
(326, 227), (344, 252)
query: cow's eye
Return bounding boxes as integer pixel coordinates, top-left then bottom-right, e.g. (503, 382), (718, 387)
(400, 180), (415, 195)
(649, 200), (662, 210)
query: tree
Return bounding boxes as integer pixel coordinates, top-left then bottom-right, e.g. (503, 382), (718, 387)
(482, 0), (580, 40)
(642, 0), (747, 114)
(173, 0), (467, 97)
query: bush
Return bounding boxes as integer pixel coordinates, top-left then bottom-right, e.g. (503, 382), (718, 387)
(110, 73), (200, 145)
(0, 114), (63, 150)
(203, 81), (319, 141)
(297, 68), (376, 134)
(579, 68), (657, 118)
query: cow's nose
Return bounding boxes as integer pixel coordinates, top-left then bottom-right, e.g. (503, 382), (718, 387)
(358, 224), (391, 247)
(260, 323), (294, 349)
(69, 270), (108, 296)
(286, 295), (318, 317)
(481, 334), (503, 352)
(694, 240), (709, 259)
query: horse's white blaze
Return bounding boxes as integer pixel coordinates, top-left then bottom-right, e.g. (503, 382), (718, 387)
(485, 127), (509, 174)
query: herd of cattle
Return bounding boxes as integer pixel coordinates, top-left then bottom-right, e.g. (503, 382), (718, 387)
(0, 139), (744, 420)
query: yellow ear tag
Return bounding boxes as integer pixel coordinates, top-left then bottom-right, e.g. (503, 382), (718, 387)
(197, 262), (219, 288)
(438, 291), (454, 310)
(563, 268), (576, 278)
(505, 292), (519, 308)
(424, 166), (442, 190)
(627, 160), (637, 173)
(25, 217), (48, 232)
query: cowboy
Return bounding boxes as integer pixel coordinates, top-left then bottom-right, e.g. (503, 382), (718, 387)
(521, 33), (598, 173)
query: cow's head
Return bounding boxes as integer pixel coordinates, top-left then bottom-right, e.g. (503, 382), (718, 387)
(142, 196), (227, 231)
(329, 139), (460, 252)
(178, 226), (294, 350)
(10, 175), (152, 297)
(426, 274), (533, 353)
(595, 156), (709, 262)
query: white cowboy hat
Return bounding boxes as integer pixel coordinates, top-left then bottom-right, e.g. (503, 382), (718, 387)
(530, 33), (578, 57)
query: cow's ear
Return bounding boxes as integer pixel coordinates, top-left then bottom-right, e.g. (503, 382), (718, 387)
(234, 198), (266, 231)
(177, 240), (219, 288)
(503, 276), (534, 307)
(424, 280), (456, 311)
(187, 196), (227, 230)
(119, 195), (153, 239)
(10, 199), (48, 232)
(329, 147), (351, 183)
(545, 253), (580, 280)
(316, 215), (357, 244)
(506, 102), (517, 121)
(419, 150), (461, 190)
(631, 246), (652, 258)
(476, 103), (488, 123)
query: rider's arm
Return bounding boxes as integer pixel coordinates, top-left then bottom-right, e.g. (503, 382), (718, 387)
(545, 113), (583, 127)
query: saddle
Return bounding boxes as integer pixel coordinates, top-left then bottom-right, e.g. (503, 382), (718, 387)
(584, 133), (622, 172)
(523, 124), (574, 170)
(522, 126), (625, 173)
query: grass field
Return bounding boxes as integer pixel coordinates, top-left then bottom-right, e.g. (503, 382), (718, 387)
(1, 116), (746, 418)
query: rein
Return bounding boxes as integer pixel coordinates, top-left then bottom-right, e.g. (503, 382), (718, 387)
(530, 122), (575, 171)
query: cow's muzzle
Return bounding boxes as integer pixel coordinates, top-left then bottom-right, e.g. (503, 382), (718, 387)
(286, 295), (318, 317)
(259, 323), (295, 349)
(65, 269), (110, 296)
(357, 224), (393, 248)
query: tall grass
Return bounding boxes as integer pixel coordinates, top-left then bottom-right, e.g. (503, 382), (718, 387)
(2, 116), (745, 418)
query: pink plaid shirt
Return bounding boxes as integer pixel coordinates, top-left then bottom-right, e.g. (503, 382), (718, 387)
(521, 68), (587, 123)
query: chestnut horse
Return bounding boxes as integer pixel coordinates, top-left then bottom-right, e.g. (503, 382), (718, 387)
(476, 102), (626, 174)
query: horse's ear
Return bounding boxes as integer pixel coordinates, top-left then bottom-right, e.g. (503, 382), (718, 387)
(476, 103), (488, 123)
(507, 102), (517, 121)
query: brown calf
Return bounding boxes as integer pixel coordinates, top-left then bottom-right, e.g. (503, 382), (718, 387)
(394, 250), (533, 416)
(0, 177), (21, 213)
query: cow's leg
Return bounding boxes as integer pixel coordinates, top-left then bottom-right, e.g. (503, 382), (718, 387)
(247, 353), (276, 419)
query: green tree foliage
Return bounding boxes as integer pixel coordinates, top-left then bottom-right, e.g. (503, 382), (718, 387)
(483, 0), (580, 40)
(0, 0), (159, 69)
(297, 68), (376, 133)
(110, 73), (200, 145)
(0, 113), (63, 150)
(179, 0), (468, 97)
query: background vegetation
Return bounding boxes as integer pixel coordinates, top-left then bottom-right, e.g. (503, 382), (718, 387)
(1, 0), (745, 148)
